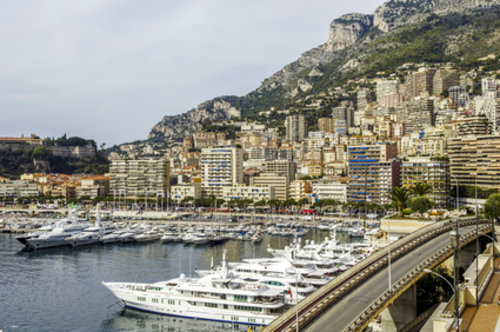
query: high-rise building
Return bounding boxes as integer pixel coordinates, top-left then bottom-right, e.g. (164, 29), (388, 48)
(403, 97), (435, 135)
(264, 159), (295, 181)
(448, 135), (500, 190)
(448, 86), (466, 106)
(376, 79), (400, 109)
(357, 88), (369, 111)
(401, 158), (450, 208)
(200, 147), (243, 198)
(482, 77), (498, 95)
(347, 144), (398, 203)
(474, 92), (500, 133)
(110, 158), (170, 198)
(379, 159), (401, 205)
(404, 68), (436, 98)
(318, 118), (334, 133)
(332, 107), (355, 135)
(432, 68), (460, 95)
(285, 114), (307, 143)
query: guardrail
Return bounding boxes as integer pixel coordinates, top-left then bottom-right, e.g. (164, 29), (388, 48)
(343, 222), (493, 332)
(264, 218), (491, 332)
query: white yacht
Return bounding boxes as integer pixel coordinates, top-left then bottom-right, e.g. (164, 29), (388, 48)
(133, 231), (161, 243)
(25, 215), (89, 250)
(103, 267), (287, 326)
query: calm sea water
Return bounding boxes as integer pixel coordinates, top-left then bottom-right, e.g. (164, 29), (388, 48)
(0, 229), (347, 332)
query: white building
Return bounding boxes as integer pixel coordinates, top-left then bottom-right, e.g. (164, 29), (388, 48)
(312, 181), (347, 202)
(201, 147), (244, 198)
(222, 186), (275, 201)
(0, 180), (39, 198)
(170, 183), (201, 201)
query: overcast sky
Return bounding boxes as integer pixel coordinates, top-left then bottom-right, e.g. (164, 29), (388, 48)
(0, 0), (384, 146)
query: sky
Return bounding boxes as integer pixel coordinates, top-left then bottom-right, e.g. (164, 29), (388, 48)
(0, 0), (384, 147)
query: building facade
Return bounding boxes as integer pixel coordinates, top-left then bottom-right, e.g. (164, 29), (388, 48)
(347, 144), (398, 203)
(401, 158), (450, 208)
(109, 158), (170, 198)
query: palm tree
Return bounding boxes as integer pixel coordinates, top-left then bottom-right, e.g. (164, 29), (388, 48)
(412, 182), (432, 197)
(392, 187), (411, 217)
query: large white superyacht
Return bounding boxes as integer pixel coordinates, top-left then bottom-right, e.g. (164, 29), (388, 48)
(103, 263), (288, 327)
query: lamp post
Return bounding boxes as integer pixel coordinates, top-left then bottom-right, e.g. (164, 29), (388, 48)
(423, 268), (454, 294)
(450, 229), (460, 332)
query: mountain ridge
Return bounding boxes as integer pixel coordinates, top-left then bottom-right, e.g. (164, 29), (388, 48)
(127, 0), (500, 151)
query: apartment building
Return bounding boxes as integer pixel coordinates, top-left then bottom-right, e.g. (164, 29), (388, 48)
(264, 159), (295, 181)
(250, 173), (289, 201)
(76, 175), (110, 199)
(347, 144), (398, 203)
(379, 159), (401, 205)
(222, 185), (275, 201)
(401, 157), (450, 208)
(0, 180), (39, 198)
(285, 114), (307, 143)
(448, 135), (500, 189)
(200, 147), (243, 198)
(170, 183), (201, 201)
(289, 180), (312, 201)
(109, 158), (170, 198)
(312, 180), (348, 202)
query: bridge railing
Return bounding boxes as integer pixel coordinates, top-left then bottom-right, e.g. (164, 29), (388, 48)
(343, 222), (493, 332)
(265, 218), (489, 332)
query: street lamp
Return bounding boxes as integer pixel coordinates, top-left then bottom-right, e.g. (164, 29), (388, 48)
(423, 268), (454, 294)
(450, 229), (460, 332)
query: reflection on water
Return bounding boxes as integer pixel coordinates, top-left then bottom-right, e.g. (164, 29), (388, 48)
(103, 308), (251, 332)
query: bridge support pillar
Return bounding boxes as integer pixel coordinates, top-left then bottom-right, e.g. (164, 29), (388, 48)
(381, 284), (417, 332)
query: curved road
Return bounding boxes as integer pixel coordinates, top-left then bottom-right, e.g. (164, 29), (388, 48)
(304, 225), (476, 331)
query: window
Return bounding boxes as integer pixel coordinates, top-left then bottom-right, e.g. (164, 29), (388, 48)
(152, 298), (159, 303)
(168, 300), (175, 305)
(204, 303), (217, 308)
(137, 296), (146, 302)
(234, 295), (248, 302)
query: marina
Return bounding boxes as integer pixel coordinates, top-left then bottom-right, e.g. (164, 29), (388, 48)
(0, 213), (383, 331)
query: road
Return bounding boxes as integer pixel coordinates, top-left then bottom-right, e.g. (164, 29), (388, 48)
(304, 225), (476, 331)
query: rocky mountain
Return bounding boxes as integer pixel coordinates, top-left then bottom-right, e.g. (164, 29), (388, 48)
(148, 98), (241, 142)
(140, 0), (500, 146)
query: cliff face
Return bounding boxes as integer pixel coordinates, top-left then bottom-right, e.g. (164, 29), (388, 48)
(326, 14), (374, 52)
(373, 0), (499, 32)
(257, 13), (374, 93)
(148, 98), (241, 141)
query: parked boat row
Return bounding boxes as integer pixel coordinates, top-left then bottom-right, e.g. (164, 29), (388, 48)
(103, 230), (381, 327)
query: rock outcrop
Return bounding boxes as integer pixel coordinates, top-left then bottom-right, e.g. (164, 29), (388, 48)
(148, 98), (241, 142)
(326, 14), (373, 52)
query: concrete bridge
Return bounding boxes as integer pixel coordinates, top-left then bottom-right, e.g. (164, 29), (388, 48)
(264, 218), (495, 332)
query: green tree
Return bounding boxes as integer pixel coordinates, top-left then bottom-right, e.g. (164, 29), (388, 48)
(412, 182), (432, 197)
(267, 199), (281, 210)
(297, 198), (309, 210)
(410, 196), (433, 214)
(484, 193), (500, 222)
(32, 146), (52, 160)
(254, 199), (267, 207)
(392, 187), (411, 217)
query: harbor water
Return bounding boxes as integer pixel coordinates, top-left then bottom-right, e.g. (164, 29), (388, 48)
(0, 228), (354, 332)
